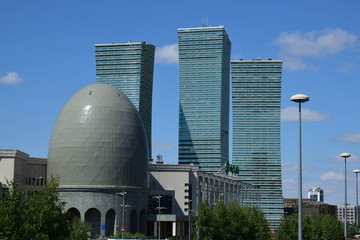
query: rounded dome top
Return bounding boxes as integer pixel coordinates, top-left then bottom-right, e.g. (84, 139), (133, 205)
(47, 84), (148, 189)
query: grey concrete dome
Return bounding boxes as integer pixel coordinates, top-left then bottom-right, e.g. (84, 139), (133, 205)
(47, 84), (148, 189)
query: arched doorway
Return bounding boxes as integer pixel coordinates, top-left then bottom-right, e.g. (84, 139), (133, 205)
(67, 207), (81, 220)
(85, 208), (101, 238)
(105, 209), (116, 236)
(139, 209), (147, 233)
(130, 209), (137, 233)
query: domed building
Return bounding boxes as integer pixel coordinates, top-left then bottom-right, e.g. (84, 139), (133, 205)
(47, 84), (149, 238)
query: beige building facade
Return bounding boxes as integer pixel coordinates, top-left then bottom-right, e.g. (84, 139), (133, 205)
(0, 149), (47, 191)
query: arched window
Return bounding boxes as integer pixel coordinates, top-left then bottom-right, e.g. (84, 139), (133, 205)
(85, 208), (101, 238)
(105, 209), (116, 236)
(67, 207), (81, 220)
(130, 209), (137, 233)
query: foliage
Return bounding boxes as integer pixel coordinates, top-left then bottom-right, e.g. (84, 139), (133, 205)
(276, 213), (343, 240)
(0, 180), (23, 240)
(21, 178), (70, 239)
(67, 217), (91, 240)
(0, 177), (90, 240)
(275, 214), (297, 240)
(196, 201), (270, 240)
(348, 223), (360, 239)
(109, 231), (146, 238)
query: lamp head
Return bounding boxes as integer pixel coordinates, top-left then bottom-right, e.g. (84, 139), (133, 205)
(115, 191), (127, 196)
(340, 153), (351, 158)
(291, 94), (310, 103)
(353, 169), (360, 174)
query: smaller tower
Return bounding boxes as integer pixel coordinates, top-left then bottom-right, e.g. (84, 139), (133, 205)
(156, 154), (163, 164)
(308, 187), (324, 202)
(95, 42), (155, 158)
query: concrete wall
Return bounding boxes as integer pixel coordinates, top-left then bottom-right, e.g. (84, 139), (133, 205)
(60, 188), (148, 238)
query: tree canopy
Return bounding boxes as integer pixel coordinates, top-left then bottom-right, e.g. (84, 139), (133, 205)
(276, 213), (343, 240)
(196, 201), (270, 240)
(0, 177), (90, 240)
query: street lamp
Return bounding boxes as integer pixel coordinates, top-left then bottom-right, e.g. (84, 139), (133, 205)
(116, 191), (127, 240)
(188, 199), (192, 240)
(153, 195), (162, 240)
(341, 153), (351, 239)
(353, 169), (360, 227)
(291, 93), (309, 240)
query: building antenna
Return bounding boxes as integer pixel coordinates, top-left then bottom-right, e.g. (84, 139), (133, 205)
(202, 18), (209, 27)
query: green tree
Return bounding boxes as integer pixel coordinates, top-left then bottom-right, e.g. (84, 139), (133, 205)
(109, 232), (146, 239)
(67, 218), (91, 240)
(214, 201), (231, 239)
(347, 223), (360, 239)
(321, 214), (343, 240)
(0, 177), (90, 240)
(275, 214), (297, 240)
(276, 213), (343, 240)
(0, 180), (23, 240)
(21, 177), (71, 239)
(196, 201), (216, 240)
(196, 201), (269, 240)
(248, 207), (271, 240)
(227, 202), (249, 239)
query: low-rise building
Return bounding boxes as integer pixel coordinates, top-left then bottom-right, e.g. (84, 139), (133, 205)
(1, 149), (259, 239)
(148, 161), (260, 238)
(0, 149), (47, 192)
(284, 198), (336, 217)
(337, 204), (359, 224)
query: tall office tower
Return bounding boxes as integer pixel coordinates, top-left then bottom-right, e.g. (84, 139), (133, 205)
(178, 26), (231, 173)
(95, 42), (155, 157)
(308, 187), (324, 202)
(231, 59), (283, 229)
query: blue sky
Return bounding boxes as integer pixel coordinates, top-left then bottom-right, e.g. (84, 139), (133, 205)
(1, 0), (360, 205)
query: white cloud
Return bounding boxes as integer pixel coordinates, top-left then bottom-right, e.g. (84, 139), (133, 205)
(0, 72), (23, 85)
(280, 56), (308, 71)
(281, 106), (330, 122)
(155, 43), (178, 64)
(332, 132), (360, 143)
(153, 142), (175, 151)
(320, 171), (344, 181)
(338, 62), (357, 73)
(274, 28), (357, 71)
(282, 162), (298, 173)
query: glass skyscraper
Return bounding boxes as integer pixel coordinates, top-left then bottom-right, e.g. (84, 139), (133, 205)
(95, 42), (155, 157)
(231, 59), (283, 229)
(178, 26), (231, 173)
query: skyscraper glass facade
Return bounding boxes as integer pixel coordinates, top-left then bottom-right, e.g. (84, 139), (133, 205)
(231, 59), (283, 229)
(95, 42), (155, 157)
(178, 26), (231, 173)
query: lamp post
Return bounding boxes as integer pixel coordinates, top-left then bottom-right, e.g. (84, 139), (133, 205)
(188, 199), (192, 240)
(118, 191), (127, 240)
(291, 93), (309, 240)
(353, 169), (360, 227)
(341, 153), (351, 239)
(153, 195), (162, 240)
